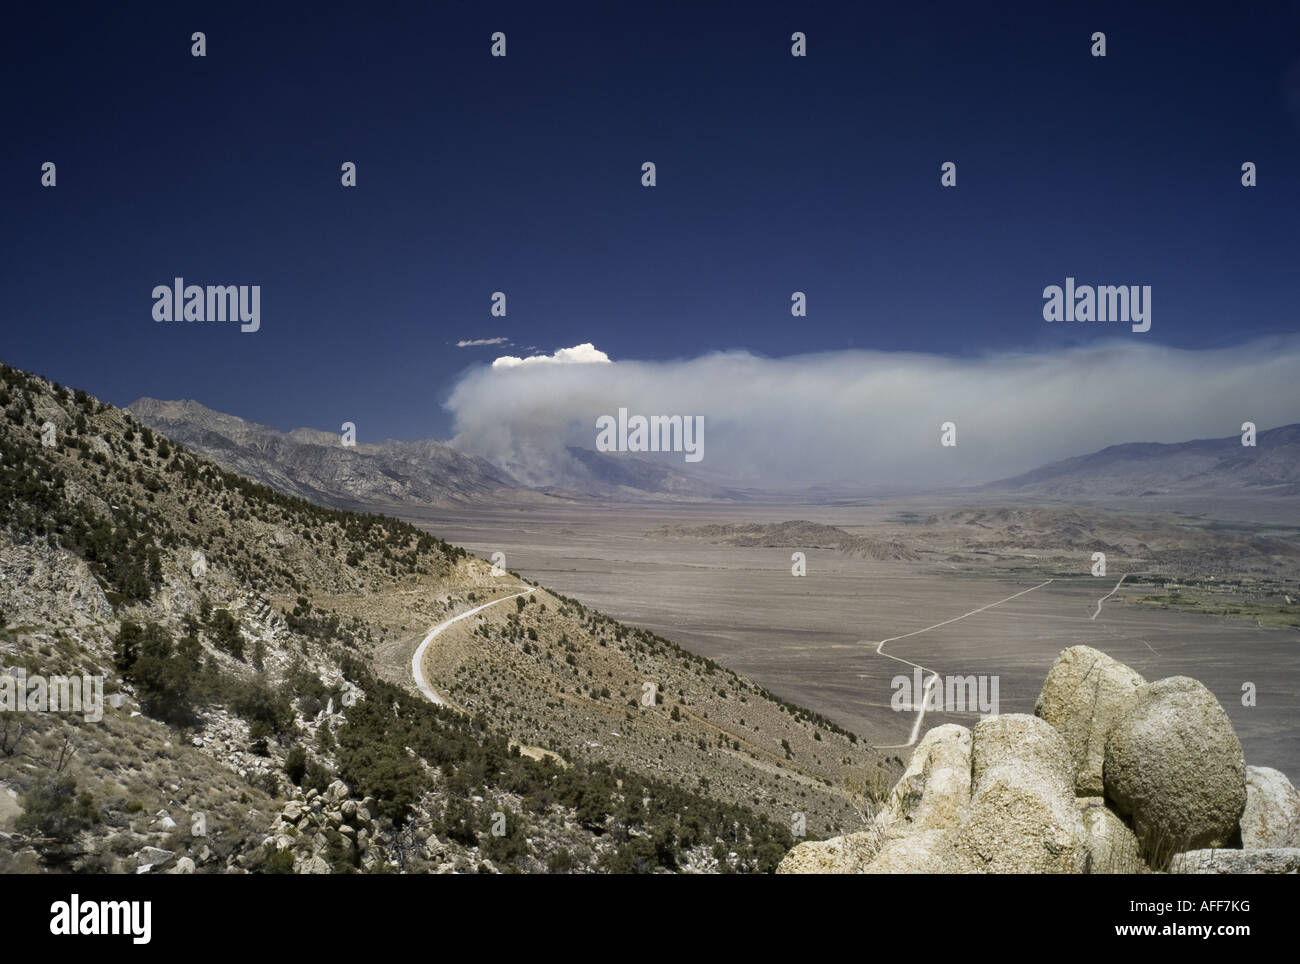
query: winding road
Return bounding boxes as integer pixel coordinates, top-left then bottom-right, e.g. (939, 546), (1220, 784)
(418, 574), (1133, 756)
(410, 587), (536, 705)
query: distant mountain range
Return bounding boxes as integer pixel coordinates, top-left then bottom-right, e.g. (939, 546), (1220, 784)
(986, 424), (1300, 499)
(127, 398), (735, 507)
(129, 398), (1299, 508)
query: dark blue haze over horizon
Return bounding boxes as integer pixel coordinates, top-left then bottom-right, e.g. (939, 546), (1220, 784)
(3, 0), (1298, 441)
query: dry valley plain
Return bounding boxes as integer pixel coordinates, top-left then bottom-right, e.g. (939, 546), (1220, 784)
(378, 496), (1300, 780)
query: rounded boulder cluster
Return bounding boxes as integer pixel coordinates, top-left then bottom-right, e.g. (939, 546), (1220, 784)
(778, 645), (1299, 874)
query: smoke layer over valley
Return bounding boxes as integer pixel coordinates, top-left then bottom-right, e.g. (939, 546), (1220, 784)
(445, 337), (1300, 489)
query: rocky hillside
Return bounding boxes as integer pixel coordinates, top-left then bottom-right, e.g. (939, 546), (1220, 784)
(127, 397), (526, 510)
(778, 645), (1300, 873)
(1, 363), (887, 873)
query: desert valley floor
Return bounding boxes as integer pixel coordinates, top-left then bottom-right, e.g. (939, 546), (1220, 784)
(386, 497), (1300, 779)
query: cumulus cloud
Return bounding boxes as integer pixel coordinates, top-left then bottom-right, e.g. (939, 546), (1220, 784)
(490, 342), (611, 369)
(456, 337), (510, 348)
(445, 338), (1300, 490)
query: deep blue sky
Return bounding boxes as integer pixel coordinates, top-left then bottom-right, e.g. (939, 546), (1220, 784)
(3, 1), (1297, 441)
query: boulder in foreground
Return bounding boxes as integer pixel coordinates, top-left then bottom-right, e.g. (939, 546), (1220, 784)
(1034, 645), (1145, 796)
(1103, 676), (1246, 858)
(1240, 765), (1300, 850)
(776, 831), (877, 874)
(1169, 848), (1300, 874)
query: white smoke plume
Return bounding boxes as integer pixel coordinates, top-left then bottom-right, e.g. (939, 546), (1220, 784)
(444, 337), (1300, 489)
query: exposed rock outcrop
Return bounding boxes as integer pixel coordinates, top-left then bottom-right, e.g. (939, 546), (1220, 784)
(1078, 797), (1145, 873)
(942, 715), (1088, 873)
(1034, 645), (1145, 796)
(1240, 765), (1300, 850)
(1169, 848), (1300, 874)
(776, 831), (878, 874)
(1103, 676), (1246, 856)
(877, 723), (972, 835)
(861, 715), (1089, 874)
(779, 650), (1286, 875)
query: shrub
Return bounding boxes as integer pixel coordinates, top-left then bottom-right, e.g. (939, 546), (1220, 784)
(261, 847), (295, 874)
(284, 745), (308, 786)
(209, 609), (244, 660)
(114, 621), (200, 726)
(230, 679), (295, 737)
(17, 775), (97, 856)
(480, 809), (529, 869)
(439, 797), (478, 846)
